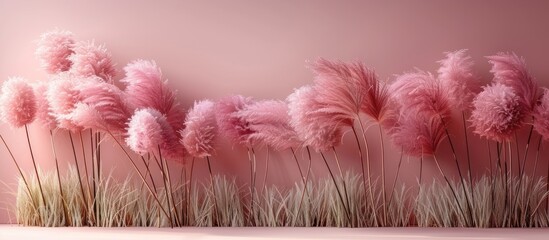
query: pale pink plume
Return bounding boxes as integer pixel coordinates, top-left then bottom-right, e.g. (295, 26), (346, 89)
(389, 110), (445, 157)
(35, 29), (75, 74)
(236, 100), (302, 151)
(215, 95), (255, 146)
(71, 81), (134, 133)
(0, 77), (37, 128)
(46, 73), (88, 131)
(126, 108), (164, 155)
(390, 70), (451, 120)
(33, 82), (57, 128)
(470, 83), (525, 142)
(287, 86), (345, 152)
(487, 52), (538, 111)
(69, 41), (116, 82)
(533, 88), (549, 140)
(122, 60), (185, 132)
(437, 49), (480, 111)
(180, 100), (218, 158)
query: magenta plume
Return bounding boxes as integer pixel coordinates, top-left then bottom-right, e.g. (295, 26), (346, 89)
(0, 77), (37, 128)
(122, 60), (185, 132)
(487, 52), (538, 111)
(180, 100), (218, 158)
(236, 100), (302, 151)
(69, 41), (116, 82)
(215, 95), (255, 146)
(126, 108), (164, 155)
(437, 49), (480, 111)
(389, 110), (445, 157)
(46, 73), (88, 131)
(33, 82), (57, 129)
(35, 29), (75, 74)
(533, 88), (549, 140)
(287, 86), (344, 152)
(470, 83), (525, 142)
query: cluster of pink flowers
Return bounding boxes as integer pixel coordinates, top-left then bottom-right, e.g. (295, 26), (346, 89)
(2, 30), (548, 167)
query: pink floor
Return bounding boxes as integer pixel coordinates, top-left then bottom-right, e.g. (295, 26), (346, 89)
(1, 225), (548, 240)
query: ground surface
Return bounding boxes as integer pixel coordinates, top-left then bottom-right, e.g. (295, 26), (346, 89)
(1, 225), (548, 240)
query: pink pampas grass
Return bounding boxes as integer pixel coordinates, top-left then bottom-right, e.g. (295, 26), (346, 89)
(470, 83), (525, 142)
(126, 108), (164, 155)
(122, 60), (185, 132)
(35, 29), (75, 74)
(72, 81), (133, 133)
(215, 95), (255, 146)
(287, 86), (344, 152)
(390, 110), (445, 157)
(180, 100), (218, 158)
(533, 88), (549, 140)
(0, 77), (37, 128)
(390, 70), (451, 120)
(46, 73), (92, 131)
(487, 52), (538, 111)
(437, 49), (480, 111)
(236, 100), (301, 151)
(33, 82), (57, 128)
(69, 41), (116, 81)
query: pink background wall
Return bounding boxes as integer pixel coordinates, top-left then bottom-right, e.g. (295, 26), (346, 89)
(1, 0), (549, 223)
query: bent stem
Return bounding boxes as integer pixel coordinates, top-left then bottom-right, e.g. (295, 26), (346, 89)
(319, 151), (351, 224)
(156, 146), (178, 227)
(387, 149), (403, 209)
(433, 154), (468, 226)
(294, 146), (313, 226)
(24, 125), (47, 212)
(356, 117), (377, 225)
(332, 147), (351, 224)
(350, 125), (377, 226)
(377, 125), (387, 226)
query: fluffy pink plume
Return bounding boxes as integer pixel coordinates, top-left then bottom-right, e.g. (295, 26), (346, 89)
(69, 41), (116, 81)
(35, 29), (75, 74)
(215, 95), (255, 146)
(437, 49), (480, 111)
(46, 73), (94, 131)
(287, 86), (344, 152)
(71, 81), (134, 133)
(470, 83), (525, 142)
(533, 88), (549, 140)
(122, 60), (185, 132)
(236, 100), (302, 151)
(33, 82), (57, 128)
(487, 52), (538, 111)
(390, 70), (450, 120)
(126, 108), (164, 155)
(0, 77), (37, 128)
(180, 100), (218, 158)
(389, 110), (445, 157)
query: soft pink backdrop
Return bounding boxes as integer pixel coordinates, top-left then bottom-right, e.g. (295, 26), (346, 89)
(1, 0), (549, 223)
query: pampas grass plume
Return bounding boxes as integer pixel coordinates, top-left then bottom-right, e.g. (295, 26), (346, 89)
(126, 108), (164, 155)
(69, 41), (116, 81)
(0, 77), (37, 128)
(215, 95), (255, 146)
(437, 49), (480, 111)
(390, 110), (445, 157)
(533, 88), (549, 140)
(181, 100), (218, 158)
(35, 29), (75, 74)
(33, 82), (57, 128)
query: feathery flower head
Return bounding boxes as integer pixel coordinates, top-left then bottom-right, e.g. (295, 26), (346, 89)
(470, 83), (525, 142)
(487, 52), (538, 111)
(533, 88), (549, 140)
(215, 95), (255, 146)
(389, 110), (445, 157)
(236, 100), (302, 151)
(71, 81), (133, 133)
(437, 49), (480, 111)
(33, 82), (57, 128)
(0, 77), (37, 128)
(181, 100), (218, 158)
(287, 85), (344, 152)
(390, 70), (450, 120)
(122, 59), (185, 132)
(69, 40), (116, 82)
(35, 29), (75, 74)
(126, 108), (164, 155)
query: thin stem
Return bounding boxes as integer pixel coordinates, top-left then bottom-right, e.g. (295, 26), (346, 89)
(206, 156), (220, 226)
(378, 125), (387, 226)
(261, 147), (270, 192)
(156, 146), (176, 227)
(512, 126), (534, 220)
(433, 154), (468, 226)
(319, 151), (351, 224)
(294, 146), (313, 227)
(350, 125), (377, 226)
(106, 131), (172, 227)
(387, 149), (403, 209)
(78, 131), (93, 223)
(0, 134), (41, 224)
(24, 125), (47, 212)
(332, 147), (351, 225)
(356, 117), (377, 226)
(462, 112), (475, 209)
(49, 130), (69, 226)
(163, 156), (181, 226)
(188, 157), (195, 226)
(68, 131), (88, 221)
